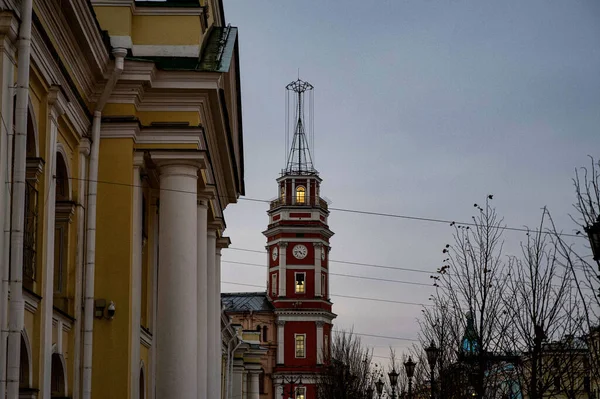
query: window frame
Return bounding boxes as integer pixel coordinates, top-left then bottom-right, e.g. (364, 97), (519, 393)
(295, 185), (306, 204)
(295, 333), (306, 358)
(271, 273), (278, 296)
(296, 386), (306, 399)
(295, 272), (306, 294)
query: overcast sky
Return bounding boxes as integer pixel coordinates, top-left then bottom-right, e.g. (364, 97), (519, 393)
(220, 0), (600, 362)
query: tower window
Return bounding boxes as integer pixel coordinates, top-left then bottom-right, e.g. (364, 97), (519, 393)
(271, 273), (277, 296)
(296, 186), (305, 204)
(295, 273), (305, 293)
(296, 386), (306, 399)
(295, 334), (306, 358)
(321, 274), (326, 297)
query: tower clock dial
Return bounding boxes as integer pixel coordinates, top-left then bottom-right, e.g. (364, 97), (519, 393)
(272, 246), (278, 261)
(292, 244), (308, 259)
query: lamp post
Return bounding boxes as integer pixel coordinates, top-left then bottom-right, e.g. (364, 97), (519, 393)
(375, 378), (385, 399)
(585, 216), (600, 264)
(280, 375), (303, 399)
(404, 357), (416, 399)
(388, 368), (399, 399)
(425, 341), (440, 399)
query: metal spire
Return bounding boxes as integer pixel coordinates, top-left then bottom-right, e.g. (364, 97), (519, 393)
(285, 78), (315, 175)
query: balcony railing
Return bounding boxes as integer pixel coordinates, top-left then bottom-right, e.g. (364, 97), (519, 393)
(269, 196), (328, 211)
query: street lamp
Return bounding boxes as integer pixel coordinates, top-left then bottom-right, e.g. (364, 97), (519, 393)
(404, 357), (416, 399)
(367, 386), (375, 399)
(388, 368), (399, 399)
(425, 341), (440, 399)
(375, 378), (385, 399)
(585, 216), (600, 263)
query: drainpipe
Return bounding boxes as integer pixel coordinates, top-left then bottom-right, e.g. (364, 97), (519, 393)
(6, 0), (33, 396)
(82, 47), (126, 399)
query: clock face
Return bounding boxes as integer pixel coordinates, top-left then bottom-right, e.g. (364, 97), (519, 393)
(272, 246), (278, 261)
(292, 244), (308, 259)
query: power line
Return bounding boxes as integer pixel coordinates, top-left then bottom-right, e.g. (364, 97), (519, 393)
(64, 176), (583, 238)
(228, 247), (435, 275)
(222, 260), (432, 288)
(220, 280), (430, 307)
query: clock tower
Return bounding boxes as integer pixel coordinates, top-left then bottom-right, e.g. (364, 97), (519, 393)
(264, 79), (335, 399)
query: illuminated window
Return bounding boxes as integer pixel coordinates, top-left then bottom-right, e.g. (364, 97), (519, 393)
(280, 186), (285, 201)
(296, 386), (306, 399)
(295, 273), (305, 293)
(271, 273), (277, 296)
(296, 186), (305, 204)
(295, 334), (306, 358)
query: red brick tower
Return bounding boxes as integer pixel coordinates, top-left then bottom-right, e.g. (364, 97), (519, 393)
(264, 79), (335, 399)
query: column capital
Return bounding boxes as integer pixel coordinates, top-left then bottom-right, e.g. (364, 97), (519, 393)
(208, 219), (224, 232)
(315, 321), (325, 327)
(314, 242), (323, 249)
(276, 320), (286, 326)
(279, 242), (288, 248)
(79, 138), (91, 156)
(133, 152), (145, 168)
(0, 11), (18, 43)
(217, 236), (231, 249)
(150, 151), (207, 174)
(47, 85), (69, 121)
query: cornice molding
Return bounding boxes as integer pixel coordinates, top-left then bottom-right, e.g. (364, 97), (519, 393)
(90, 0), (206, 16)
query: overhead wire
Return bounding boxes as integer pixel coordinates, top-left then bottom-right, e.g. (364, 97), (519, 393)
(63, 175), (584, 239)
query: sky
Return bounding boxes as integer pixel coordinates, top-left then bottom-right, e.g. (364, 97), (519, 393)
(220, 0), (600, 363)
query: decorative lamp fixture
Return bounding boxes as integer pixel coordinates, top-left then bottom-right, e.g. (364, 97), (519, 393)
(375, 378), (385, 398)
(425, 341), (440, 368)
(585, 216), (600, 261)
(388, 368), (399, 388)
(404, 357), (416, 379)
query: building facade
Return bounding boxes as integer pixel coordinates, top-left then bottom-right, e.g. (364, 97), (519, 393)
(0, 1), (243, 398)
(224, 79), (335, 399)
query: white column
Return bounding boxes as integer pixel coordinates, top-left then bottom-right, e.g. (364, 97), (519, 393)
(277, 320), (285, 364)
(130, 154), (144, 399)
(232, 360), (244, 399)
(197, 198), (209, 398)
(156, 162), (199, 399)
(215, 242), (225, 399)
(248, 371), (260, 399)
(291, 178), (296, 204)
(316, 321), (324, 365)
(306, 178), (311, 205)
(149, 195), (159, 399)
(314, 243), (322, 297)
(278, 243), (287, 297)
(39, 87), (65, 398)
(207, 228), (219, 399)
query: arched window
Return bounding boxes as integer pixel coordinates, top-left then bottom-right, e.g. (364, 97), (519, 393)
(262, 326), (268, 342)
(19, 332), (31, 390)
(296, 186), (305, 204)
(51, 353), (66, 397)
(54, 152), (74, 313)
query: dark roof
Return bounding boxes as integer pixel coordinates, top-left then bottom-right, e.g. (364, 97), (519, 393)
(221, 292), (274, 312)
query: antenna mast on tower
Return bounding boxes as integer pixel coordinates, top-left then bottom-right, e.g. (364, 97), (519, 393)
(284, 78), (316, 175)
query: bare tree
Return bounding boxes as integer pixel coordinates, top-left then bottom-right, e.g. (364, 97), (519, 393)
(503, 208), (578, 399)
(316, 330), (374, 399)
(435, 196), (511, 398)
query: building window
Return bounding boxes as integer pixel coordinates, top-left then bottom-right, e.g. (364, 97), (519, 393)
(272, 273), (277, 296)
(296, 386), (306, 399)
(259, 369), (265, 394)
(295, 334), (306, 358)
(295, 273), (305, 294)
(280, 186), (285, 202)
(321, 274), (326, 297)
(324, 334), (329, 359)
(296, 186), (305, 204)
(262, 326), (268, 342)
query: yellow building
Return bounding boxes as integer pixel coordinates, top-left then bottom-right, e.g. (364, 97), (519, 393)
(0, 1), (243, 398)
